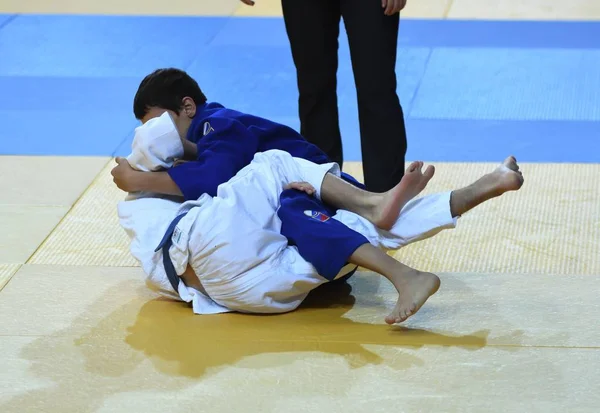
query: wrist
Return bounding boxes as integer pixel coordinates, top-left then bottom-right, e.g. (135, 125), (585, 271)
(130, 170), (150, 192)
(130, 170), (182, 196)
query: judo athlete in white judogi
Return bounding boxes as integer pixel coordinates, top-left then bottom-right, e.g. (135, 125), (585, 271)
(117, 112), (524, 324)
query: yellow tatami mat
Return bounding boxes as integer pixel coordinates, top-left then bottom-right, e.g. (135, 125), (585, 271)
(1, 266), (599, 412)
(0, 0), (241, 16)
(0, 157), (110, 265)
(30, 161), (600, 276)
(2, 265), (599, 347)
(447, 0), (600, 20)
(0, 156), (110, 207)
(0, 205), (69, 263)
(233, 0), (453, 19)
(233, 0), (283, 17)
(346, 162), (600, 275)
(3, 158), (599, 412)
(28, 161), (137, 267)
(0, 0), (452, 18)
(4, 0), (599, 20)
(233, 0), (600, 19)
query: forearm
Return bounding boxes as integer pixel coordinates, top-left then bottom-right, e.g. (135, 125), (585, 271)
(132, 170), (183, 196)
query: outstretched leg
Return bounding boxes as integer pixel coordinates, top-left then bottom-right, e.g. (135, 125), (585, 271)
(319, 156), (524, 324)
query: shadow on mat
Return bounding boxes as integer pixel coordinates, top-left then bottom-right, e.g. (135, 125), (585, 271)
(124, 278), (492, 379)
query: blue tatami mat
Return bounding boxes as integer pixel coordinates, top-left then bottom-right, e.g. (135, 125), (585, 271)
(405, 119), (599, 163)
(411, 48), (600, 121)
(0, 15), (599, 162)
(185, 46), (431, 119)
(0, 15), (229, 77)
(0, 76), (140, 155)
(208, 17), (600, 49)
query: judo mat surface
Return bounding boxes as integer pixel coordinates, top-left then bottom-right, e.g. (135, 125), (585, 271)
(1, 0), (600, 411)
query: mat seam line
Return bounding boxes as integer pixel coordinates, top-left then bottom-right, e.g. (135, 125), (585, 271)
(0, 14), (18, 31)
(0, 264), (22, 293)
(406, 48), (434, 115)
(23, 157), (115, 265)
(443, 0), (454, 18)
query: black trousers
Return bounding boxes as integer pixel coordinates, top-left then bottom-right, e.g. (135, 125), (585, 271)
(282, 0), (407, 193)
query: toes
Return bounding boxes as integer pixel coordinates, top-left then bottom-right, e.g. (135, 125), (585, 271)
(503, 156), (520, 171)
(386, 310), (406, 325)
(407, 161), (420, 172)
(387, 302), (420, 325)
(409, 302), (418, 314)
(423, 165), (435, 179)
(505, 161), (519, 172)
(400, 308), (412, 323)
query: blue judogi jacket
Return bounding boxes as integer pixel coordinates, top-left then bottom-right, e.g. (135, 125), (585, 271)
(163, 102), (367, 282)
(168, 102), (339, 201)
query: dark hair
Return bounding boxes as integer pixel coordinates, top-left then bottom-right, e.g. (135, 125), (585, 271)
(133, 68), (207, 120)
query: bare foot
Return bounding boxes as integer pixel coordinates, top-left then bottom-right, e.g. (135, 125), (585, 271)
(374, 161), (436, 230)
(480, 156), (525, 196)
(492, 156), (525, 194)
(385, 269), (440, 325)
(448, 155), (525, 217)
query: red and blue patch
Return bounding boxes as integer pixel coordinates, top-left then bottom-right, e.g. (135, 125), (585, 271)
(304, 210), (330, 222)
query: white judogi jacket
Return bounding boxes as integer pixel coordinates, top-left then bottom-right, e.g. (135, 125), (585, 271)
(118, 112), (458, 315)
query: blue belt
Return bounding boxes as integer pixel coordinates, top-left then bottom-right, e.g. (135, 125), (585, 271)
(154, 212), (188, 293)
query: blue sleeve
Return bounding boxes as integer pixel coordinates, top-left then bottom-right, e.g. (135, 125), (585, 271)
(167, 117), (260, 200)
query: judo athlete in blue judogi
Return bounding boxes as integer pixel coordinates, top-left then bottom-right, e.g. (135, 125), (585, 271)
(113, 68), (525, 324)
(123, 68), (404, 284)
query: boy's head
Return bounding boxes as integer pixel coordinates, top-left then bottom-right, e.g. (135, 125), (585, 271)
(133, 68), (207, 137)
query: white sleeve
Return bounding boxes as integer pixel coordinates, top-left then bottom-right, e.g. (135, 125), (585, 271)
(291, 157), (340, 200)
(126, 111), (184, 172)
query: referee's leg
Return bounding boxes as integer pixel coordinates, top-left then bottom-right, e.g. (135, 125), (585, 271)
(342, 0), (407, 192)
(282, 0), (345, 167)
